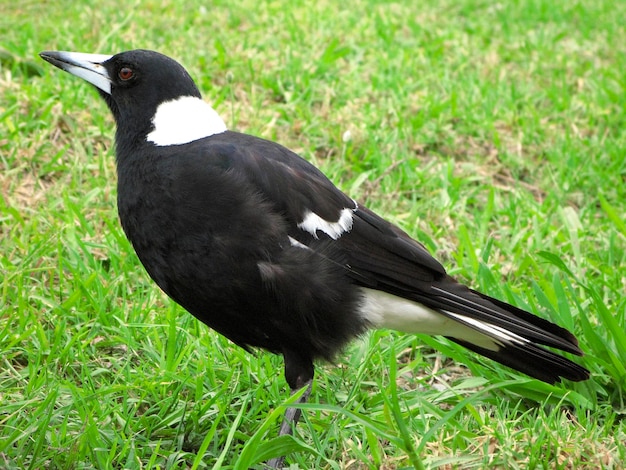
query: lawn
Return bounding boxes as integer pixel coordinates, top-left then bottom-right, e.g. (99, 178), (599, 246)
(1, 0), (625, 468)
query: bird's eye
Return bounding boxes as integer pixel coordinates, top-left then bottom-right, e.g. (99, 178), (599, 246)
(118, 67), (134, 81)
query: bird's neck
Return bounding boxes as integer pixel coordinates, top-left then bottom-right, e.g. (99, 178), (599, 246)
(145, 96), (227, 146)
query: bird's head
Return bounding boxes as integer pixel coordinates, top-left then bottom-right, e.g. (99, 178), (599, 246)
(40, 49), (226, 148)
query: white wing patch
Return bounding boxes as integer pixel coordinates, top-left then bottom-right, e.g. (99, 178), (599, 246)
(147, 96), (227, 146)
(297, 204), (356, 240)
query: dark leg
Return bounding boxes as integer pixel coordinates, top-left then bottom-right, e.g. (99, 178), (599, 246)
(265, 380), (313, 469)
(266, 349), (315, 468)
(278, 380), (312, 437)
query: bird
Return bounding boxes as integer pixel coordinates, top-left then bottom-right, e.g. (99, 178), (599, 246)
(40, 49), (589, 466)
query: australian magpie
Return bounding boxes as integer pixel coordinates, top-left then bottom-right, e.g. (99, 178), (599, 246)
(40, 49), (589, 464)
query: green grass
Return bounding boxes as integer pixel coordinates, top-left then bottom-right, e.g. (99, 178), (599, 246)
(1, 0), (625, 467)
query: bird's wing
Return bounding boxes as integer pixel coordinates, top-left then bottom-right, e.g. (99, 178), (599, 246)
(205, 131), (446, 284)
(202, 132), (588, 385)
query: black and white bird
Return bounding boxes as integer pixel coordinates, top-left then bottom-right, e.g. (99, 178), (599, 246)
(40, 49), (589, 462)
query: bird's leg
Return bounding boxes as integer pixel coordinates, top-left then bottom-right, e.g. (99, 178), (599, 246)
(278, 380), (312, 437)
(266, 349), (315, 468)
(265, 380), (312, 469)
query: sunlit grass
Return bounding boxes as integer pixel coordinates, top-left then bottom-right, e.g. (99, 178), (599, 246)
(1, 0), (625, 468)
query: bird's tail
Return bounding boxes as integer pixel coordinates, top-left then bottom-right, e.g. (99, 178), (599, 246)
(429, 285), (590, 384)
(361, 281), (589, 384)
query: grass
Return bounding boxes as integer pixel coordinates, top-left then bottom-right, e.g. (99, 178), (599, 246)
(1, 0), (625, 467)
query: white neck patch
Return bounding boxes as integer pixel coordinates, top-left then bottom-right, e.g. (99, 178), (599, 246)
(146, 96), (227, 146)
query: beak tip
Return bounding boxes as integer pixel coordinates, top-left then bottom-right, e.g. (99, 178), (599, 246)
(39, 51), (52, 61)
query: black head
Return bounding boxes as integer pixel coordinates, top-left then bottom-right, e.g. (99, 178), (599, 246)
(40, 50), (204, 144)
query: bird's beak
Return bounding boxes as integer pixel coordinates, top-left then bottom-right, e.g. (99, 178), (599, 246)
(40, 51), (114, 95)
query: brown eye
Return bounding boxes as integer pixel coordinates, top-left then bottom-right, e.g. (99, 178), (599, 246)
(119, 67), (134, 81)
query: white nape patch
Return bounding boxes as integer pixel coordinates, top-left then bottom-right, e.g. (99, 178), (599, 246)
(359, 289), (501, 351)
(297, 204), (356, 240)
(288, 236), (310, 250)
(146, 96), (227, 146)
